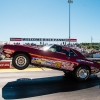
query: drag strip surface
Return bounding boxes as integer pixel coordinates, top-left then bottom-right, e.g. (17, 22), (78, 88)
(1, 70), (100, 100)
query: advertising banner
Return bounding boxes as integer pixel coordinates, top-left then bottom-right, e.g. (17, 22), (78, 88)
(10, 38), (77, 42)
(10, 38), (22, 41)
(0, 62), (10, 69)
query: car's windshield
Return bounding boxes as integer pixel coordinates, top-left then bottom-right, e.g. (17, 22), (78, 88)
(41, 44), (53, 51)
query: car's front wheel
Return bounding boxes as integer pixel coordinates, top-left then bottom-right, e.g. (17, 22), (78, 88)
(73, 66), (90, 81)
(12, 53), (30, 70)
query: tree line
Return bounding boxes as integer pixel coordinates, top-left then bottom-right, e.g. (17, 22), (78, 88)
(78, 43), (100, 50)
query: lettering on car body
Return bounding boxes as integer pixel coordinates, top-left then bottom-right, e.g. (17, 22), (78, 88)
(4, 49), (13, 54)
(62, 62), (75, 70)
(91, 66), (100, 74)
(31, 57), (41, 64)
(31, 57), (77, 71)
(52, 61), (62, 68)
(6, 54), (11, 57)
(76, 59), (93, 64)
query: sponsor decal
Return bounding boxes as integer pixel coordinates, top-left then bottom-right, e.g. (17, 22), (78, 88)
(76, 59), (81, 62)
(31, 57), (35, 63)
(76, 59), (93, 64)
(6, 54), (11, 57)
(67, 66), (74, 70)
(4, 49), (13, 54)
(31, 57), (41, 64)
(31, 57), (77, 70)
(0, 62), (10, 68)
(41, 59), (46, 63)
(81, 60), (93, 64)
(91, 66), (100, 74)
(54, 62), (62, 68)
(32, 57), (36, 60)
(61, 62), (75, 70)
(46, 60), (53, 65)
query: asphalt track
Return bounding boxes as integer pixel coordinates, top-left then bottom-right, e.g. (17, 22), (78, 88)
(1, 59), (100, 100)
(1, 69), (100, 100)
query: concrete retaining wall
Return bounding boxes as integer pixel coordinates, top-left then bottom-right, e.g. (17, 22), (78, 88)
(0, 60), (36, 69)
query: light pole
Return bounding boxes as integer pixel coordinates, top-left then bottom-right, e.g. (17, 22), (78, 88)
(68, 0), (73, 47)
(91, 36), (93, 49)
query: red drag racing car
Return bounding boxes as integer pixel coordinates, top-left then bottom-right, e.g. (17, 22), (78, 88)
(2, 44), (100, 81)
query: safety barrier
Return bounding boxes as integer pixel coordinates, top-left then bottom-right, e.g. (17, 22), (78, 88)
(0, 60), (36, 69)
(0, 61), (10, 69)
(87, 58), (100, 62)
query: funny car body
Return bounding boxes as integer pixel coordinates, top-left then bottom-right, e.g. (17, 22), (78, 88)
(2, 44), (100, 81)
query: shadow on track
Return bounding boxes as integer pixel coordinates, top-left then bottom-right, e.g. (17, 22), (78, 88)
(2, 75), (100, 99)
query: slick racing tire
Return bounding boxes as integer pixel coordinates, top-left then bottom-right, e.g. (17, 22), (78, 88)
(12, 53), (30, 70)
(63, 71), (73, 79)
(73, 66), (90, 81)
(63, 71), (72, 76)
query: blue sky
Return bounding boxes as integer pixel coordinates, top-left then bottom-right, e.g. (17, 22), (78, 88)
(0, 0), (100, 43)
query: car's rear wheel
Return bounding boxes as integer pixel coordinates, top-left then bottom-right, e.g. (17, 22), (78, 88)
(12, 53), (30, 70)
(73, 66), (90, 81)
(63, 70), (72, 75)
(63, 71), (73, 79)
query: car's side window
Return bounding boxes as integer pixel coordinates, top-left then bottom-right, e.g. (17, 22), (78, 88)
(49, 45), (62, 53)
(69, 50), (77, 56)
(62, 49), (77, 56)
(62, 49), (69, 56)
(49, 48), (56, 52)
(49, 45), (76, 56)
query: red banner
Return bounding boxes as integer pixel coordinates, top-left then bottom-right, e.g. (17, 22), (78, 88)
(66, 39), (77, 42)
(10, 38), (22, 41)
(0, 62), (10, 68)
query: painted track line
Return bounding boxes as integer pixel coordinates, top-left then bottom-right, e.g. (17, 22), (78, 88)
(0, 68), (52, 72)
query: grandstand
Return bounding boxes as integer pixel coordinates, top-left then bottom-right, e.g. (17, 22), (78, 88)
(0, 39), (100, 59)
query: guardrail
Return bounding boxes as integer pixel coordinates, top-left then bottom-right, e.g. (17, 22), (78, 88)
(87, 58), (100, 63)
(87, 58), (100, 60)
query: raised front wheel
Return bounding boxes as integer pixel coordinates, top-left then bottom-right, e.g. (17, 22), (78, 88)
(12, 54), (30, 70)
